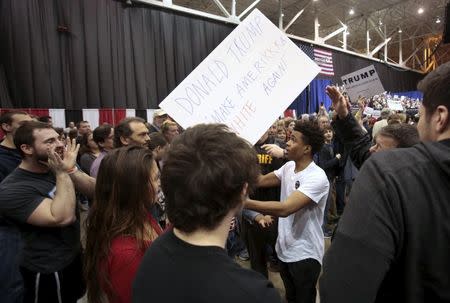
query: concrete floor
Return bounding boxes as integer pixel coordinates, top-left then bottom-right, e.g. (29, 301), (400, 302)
(235, 238), (331, 303)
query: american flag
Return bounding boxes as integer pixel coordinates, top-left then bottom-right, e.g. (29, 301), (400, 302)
(299, 44), (334, 76)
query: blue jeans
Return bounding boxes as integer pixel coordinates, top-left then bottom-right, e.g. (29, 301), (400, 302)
(0, 226), (24, 303)
(226, 218), (246, 258)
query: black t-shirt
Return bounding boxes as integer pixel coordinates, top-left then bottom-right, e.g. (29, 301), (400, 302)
(0, 144), (22, 183)
(133, 229), (282, 303)
(0, 168), (80, 273)
(252, 137), (284, 202)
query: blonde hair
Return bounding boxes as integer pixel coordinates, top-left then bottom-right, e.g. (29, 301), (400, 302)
(161, 120), (178, 134)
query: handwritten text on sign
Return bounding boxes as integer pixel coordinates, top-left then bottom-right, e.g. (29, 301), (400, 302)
(159, 9), (320, 145)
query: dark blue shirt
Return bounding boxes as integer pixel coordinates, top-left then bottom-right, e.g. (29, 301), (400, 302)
(0, 144), (22, 183)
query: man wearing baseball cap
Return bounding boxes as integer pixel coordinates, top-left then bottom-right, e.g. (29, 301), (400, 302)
(148, 109), (168, 133)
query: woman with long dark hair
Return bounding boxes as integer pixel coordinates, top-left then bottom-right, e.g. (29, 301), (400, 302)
(84, 146), (162, 303)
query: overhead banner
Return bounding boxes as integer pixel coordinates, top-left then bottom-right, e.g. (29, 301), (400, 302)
(341, 65), (385, 103)
(159, 9), (320, 145)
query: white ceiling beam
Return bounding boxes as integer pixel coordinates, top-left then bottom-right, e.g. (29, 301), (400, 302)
(284, 8), (305, 32)
(212, 0), (230, 18)
(322, 24), (347, 42)
(370, 37), (392, 57)
(134, 0), (240, 24)
(278, 0), (283, 30)
(368, 18), (385, 40)
(238, 0), (261, 19)
(286, 32), (424, 73)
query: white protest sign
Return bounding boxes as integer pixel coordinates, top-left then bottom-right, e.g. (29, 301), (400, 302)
(159, 9), (320, 145)
(341, 65), (385, 103)
(387, 99), (404, 111)
(372, 110), (381, 118)
(363, 106), (374, 116)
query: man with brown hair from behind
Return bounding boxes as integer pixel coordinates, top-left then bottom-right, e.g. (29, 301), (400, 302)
(133, 124), (281, 303)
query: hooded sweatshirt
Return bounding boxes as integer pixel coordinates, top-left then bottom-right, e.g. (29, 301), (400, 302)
(320, 139), (450, 303)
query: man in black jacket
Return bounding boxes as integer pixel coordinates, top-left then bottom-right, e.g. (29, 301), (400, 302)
(326, 87), (420, 169)
(320, 62), (450, 302)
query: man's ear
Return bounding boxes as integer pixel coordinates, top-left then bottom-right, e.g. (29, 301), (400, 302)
(435, 105), (449, 134)
(304, 145), (312, 155)
(20, 144), (33, 156)
(120, 136), (129, 146)
(241, 182), (249, 199)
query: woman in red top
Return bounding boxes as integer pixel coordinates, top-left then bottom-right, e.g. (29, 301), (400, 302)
(84, 146), (163, 303)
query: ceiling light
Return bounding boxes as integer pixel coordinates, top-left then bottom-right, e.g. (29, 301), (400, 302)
(436, 17), (441, 23)
(418, 7), (424, 14)
(349, 8), (355, 15)
(398, 28), (402, 33)
(379, 20), (383, 26)
(313, 0), (318, 2)
(318, 23), (321, 27)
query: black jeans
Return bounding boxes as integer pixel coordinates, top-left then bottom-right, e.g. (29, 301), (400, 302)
(335, 177), (346, 215)
(241, 218), (278, 278)
(280, 258), (321, 303)
(20, 253), (85, 303)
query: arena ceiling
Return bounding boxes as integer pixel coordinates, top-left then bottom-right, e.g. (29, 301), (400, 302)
(144, 0), (450, 72)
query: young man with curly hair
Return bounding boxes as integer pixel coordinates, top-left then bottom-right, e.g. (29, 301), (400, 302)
(245, 120), (330, 303)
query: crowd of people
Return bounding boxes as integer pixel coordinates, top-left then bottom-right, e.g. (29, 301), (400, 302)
(0, 62), (449, 303)
(366, 92), (422, 110)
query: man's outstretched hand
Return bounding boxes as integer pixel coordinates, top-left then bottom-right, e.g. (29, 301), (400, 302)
(326, 86), (349, 119)
(262, 144), (284, 159)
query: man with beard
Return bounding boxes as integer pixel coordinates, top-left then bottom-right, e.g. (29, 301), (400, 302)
(114, 117), (150, 148)
(0, 121), (95, 303)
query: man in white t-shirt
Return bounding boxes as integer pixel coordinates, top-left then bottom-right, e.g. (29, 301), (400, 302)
(245, 120), (329, 303)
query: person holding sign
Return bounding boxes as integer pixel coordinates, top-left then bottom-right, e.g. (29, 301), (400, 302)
(245, 121), (329, 303)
